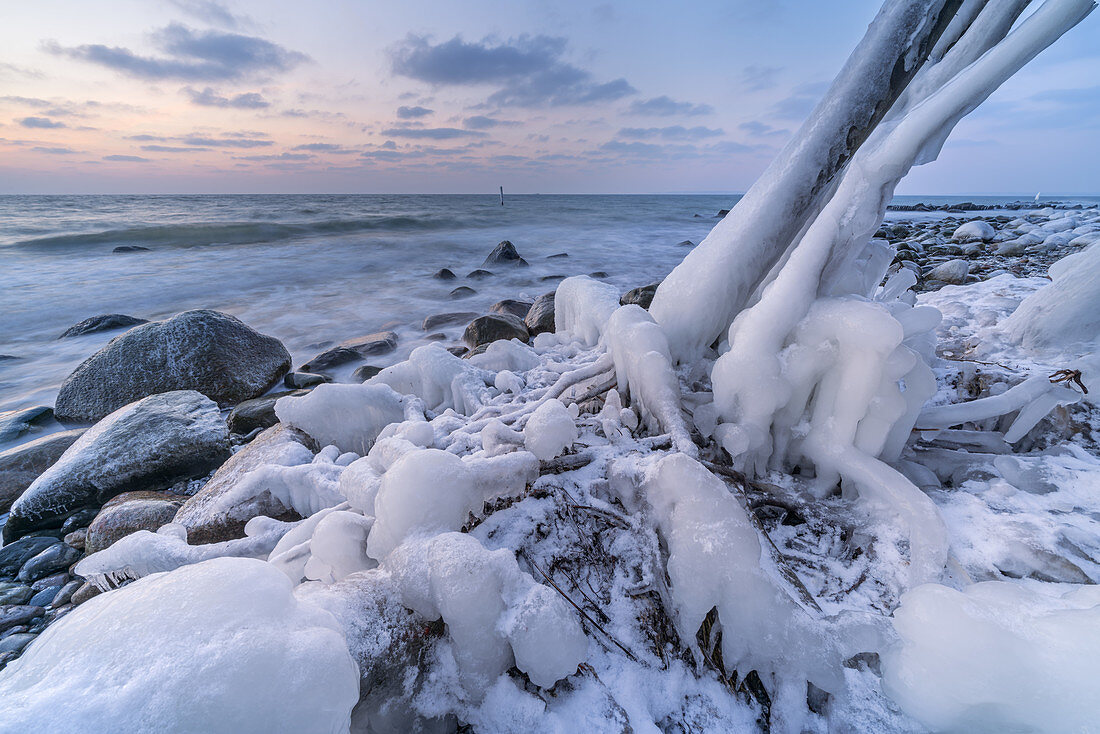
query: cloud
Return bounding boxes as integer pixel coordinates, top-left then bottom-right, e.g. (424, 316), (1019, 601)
(616, 125), (723, 141)
(31, 146), (78, 154)
(180, 135), (273, 147)
(380, 126), (484, 140)
(103, 154), (149, 162)
(45, 23), (307, 81)
(627, 96), (713, 117)
(125, 134), (170, 141)
(772, 81), (828, 120)
(389, 34), (635, 107)
(0, 62), (43, 79)
(292, 142), (354, 153)
(396, 105), (433, 119)
(168, 0), (251, 30)
(234, 152), (312, 161)
(741, 65), (782, 91)
(739, 121), (788, 137)
(463, 115), (519, 130)
(184, 86), (269, 108)
(140, 144), (211, 152)
(19, 116), (65, 129)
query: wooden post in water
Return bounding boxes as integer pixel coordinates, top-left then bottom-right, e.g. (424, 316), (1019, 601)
(500, 186), (504, 206)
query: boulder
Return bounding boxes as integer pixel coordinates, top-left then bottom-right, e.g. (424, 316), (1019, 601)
(620, 283), (660, 310)
(0, 406), (54, 444)
(84, 494), (183, 554)
(462, 314), (529, 350)
(0, 429), (87, 514)
(352, 365), (383, 382)
(952, 220), (996, 243)
(489, 299), (533, 320)
(227, 390), (309, 435)
(17, 543), (82, 582)
(3, 391), (230, 543)
(58, 314), (147, 339)
(483, 240), (528, 267)
(283, 372), (329, 389)
(432, 268), (456, 280)
(0, 537), (60, 577)
(927, 259), (970, 284)
(466, 269), (494, 280)
(423, 312), (478, 331)
(54, 310), (291, 423)
(173, 424), (315, 545)
(524, 293), (556, 336)
(300, 331), (397, 373)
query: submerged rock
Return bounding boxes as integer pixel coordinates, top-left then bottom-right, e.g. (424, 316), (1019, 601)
(489, 299), (533, 320)
(483, 240), (529, 267)
(463, 314), (529, 350)
(300, 331), (397, 373)
(423, 312), (478, 331)
(450, 286), (476, 299)
(283, 372), (329, 389)
(112, 245), (149, 253)
(84, 494), (183, 554)
(0, 406), (54, 444)
(173, 424), (315, 545)
(621, 283), (660, 309)
(227, 390), (309, 435)
(3, 391), (230, 543)
(58, 314), (147, 339)
(54, 310), (291, 423)
(352, 365), (383, 382)
(524, 293), (556, 336)
(0, 429), (87, 515)
(466, 269), (494, 280)
(432, 268), (456, 280)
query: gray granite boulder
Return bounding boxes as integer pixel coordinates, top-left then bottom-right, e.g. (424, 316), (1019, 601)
(483, 240), (528, 267)
(524, 293), (556, 336)
(462, 314), (528, 350)
(84, 492), (183, 554)
(226, 390), (309, 435)
(3, 391), (230, 543)
(300, 331), (397, 373)
(0, 429), (87, 515)
(620, 283), (660, 310)
(489, 299), (533, 320)
(54, 309), (291, 423)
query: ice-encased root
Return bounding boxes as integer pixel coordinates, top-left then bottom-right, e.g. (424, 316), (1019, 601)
(649, 0), (963, 362)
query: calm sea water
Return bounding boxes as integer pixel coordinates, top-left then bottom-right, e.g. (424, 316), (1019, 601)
(2, 193), (1097, 422)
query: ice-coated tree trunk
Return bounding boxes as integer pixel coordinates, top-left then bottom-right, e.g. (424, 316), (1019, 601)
(650, 0), (964, 362)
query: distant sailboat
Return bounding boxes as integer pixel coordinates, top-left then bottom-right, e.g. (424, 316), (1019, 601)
(1035, 191), (1041, 202)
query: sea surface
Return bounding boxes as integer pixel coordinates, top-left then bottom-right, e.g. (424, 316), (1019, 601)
(2, 193), (1098, 422)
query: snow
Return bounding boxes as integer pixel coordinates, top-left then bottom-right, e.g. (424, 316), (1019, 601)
(884, 581), (1100, 733)
(952, 220), (995, 242)
(275, 382), (406, 455)
(554, 276), (621, 347)
(0, 557), (359, 733)
(522, 399), (577, 461)
(370, 343), (496, 415)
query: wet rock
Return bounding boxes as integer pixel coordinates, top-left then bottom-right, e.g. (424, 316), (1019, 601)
(4, 391), (230, 543)
(423, 312), (478, 331)
(620, 283), (659, 310)
(0, 537), (59, 577)
(483, 240), (528, 267)
(49, 579), (82, 608)
(58, 314), (147, 339)
(173, 424), (314, 545)
(717, 209), (730, 217)
(489, 299), (533, 320)
(301, 331), (398, 373)
(0, 606), (43, 633)
(0, 584), (33, 606)
(424, 333), (446, 341)
(28, 586), (61, 607)
(524, 293), (556, 336)
(540, 274), (565, 282)
(54, 309), (291, 422)
(352, 365), (383, 382)
(450, 286), (476, 299)
(17, 543), (82, 582)
(0, 632), (36, 654)
(30, 573), (68, 592)
(463, 314), (529, 350)
(927, 259), (970, 284)
(112, 245), (149, 253)
(227, 389), (309, 435)
(547, 252), (569, 259)
(60, 509), (98, 535)
(284, 372), (329, 389)
(676, 240), (694, 247)
(63, 529), (86, 551)
(69, 582), (100, 606)
(466, 269), (494, 280)
(0, 429), (87, 515)
(589, 271), (609, 278)
(0, 406), (54, 444)
(446, 346), (467, 358)
(432, 268), (456, 280)
(84, 495), (183, 554)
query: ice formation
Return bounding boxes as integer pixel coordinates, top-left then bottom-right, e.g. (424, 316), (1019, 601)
(370, 344), (496, 415)
(275, 383), (408, 455)
(0, 557), (359, 733)
(522, 399), (577, 461)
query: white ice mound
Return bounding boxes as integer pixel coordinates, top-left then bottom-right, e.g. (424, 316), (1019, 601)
(0, 557), (359, 734)
(639, 455), (881, 709)
(1003, 240), (1100, 351)
(523, 399), (577, 461)
(275, 382), (406, 454)
(554, 275), (620, 346)
(388, 532), (587, 691)
(952, 220), (995, 242)
(884, 581), (1100, 733)
(367, 448), (538, 560)
(370, 343), (496, 415)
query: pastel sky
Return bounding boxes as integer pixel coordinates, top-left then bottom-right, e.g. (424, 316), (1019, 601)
(1, 0), (1097, 194)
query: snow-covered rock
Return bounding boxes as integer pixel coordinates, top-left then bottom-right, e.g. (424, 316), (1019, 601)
(952, 220), (995, 242)
(275, 382), (407, 455)
(0, 557), (359, 733)
(927, 258), (970, 283)
(4, 391), (229, 543)
(523, 400), (577, 461)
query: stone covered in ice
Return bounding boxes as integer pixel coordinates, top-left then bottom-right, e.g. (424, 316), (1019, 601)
(523, 399), (577, 461)
(927, 258), (969, 284)
(0, 557), (358, 733)
(951, 220), (995, 242)
(275, 382), (406, 455)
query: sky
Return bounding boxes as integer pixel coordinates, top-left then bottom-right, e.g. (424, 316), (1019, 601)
(0, 0), (1097, 195)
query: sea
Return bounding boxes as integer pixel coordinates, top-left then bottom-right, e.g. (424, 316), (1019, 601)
(2, 193), (1098, 422)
